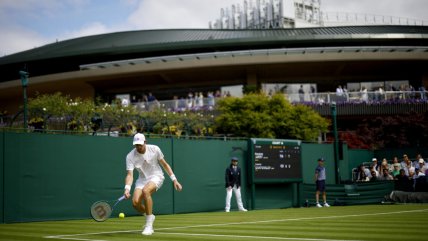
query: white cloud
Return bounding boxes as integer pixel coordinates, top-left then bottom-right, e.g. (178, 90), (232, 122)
(0, 26), (49, 56)
(61, 22), (110, 40)
(127, 0), (233, 29)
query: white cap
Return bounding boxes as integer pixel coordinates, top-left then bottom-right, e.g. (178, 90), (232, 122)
(419, 158), (425, 164)
(133, 133), (146, 145)
(372, 158), (377, 161)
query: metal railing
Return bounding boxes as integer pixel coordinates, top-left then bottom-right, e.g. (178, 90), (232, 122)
(2, 91), (427, 130)
(123, 90), (428, 116)
(322, 12), (428, 26)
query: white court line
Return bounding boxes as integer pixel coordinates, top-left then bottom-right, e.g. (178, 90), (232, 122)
(44, 208), (428, 240)
(156, 232), (364, 241)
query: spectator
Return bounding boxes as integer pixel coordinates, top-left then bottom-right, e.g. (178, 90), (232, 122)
(172, 95), (179, 111)
(379, 168), (394, 181)
(371, 158), (379, 171)
(370, 170), (378, 182)
(356, 164), (370, 182)
(178, 97), (186, 111)
(370, 158), (379, 177)
(395, 169), (413, 192)
(416, 158), (427, 174)
(389, 157), (399, 173)
(392, 163), (401, 178)
(147, 92), (157, 110)
(409, 168), (417, 191)
(413, 154), (423, 167)
(400, 154), (413, 176)
(121, 98), (129, 107)
(186, 92), (194, 109)
(310, 85), (316, 101)
(401, 154), (415, 176)
(419, 86), (426, 100)
(207, 91), (215, 108)
(336, 85), (343, 96)
(379, 158), (390, 174)
(196, 92), (204, 108)
(361, 86), (368, 102)
(215, 90), (222, 98)
(416, 168), (426, 177)
(298, 85), (305, 102)
(147, 92), (156, 102)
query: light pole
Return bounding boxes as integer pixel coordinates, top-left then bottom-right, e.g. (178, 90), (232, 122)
(19, 71), (29, 129)
(331, 102), (340, 184)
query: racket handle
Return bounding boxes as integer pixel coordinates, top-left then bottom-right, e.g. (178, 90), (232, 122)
(118, 195), (126, 201)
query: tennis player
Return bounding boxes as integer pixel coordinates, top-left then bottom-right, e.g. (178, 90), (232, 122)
(123, 133), (182, 235)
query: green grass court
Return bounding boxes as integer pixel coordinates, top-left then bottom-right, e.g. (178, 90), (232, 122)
(1, 204), (427, 241)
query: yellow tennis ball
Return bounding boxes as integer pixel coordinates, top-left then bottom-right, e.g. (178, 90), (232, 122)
(119, 213), (125, 218)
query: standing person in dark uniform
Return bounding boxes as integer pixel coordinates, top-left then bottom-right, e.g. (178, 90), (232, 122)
(225, 157), (247, 212)
(315, 157), (330, 208)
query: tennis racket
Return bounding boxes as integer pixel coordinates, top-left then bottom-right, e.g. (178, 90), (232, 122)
(90, 195), (126, 222)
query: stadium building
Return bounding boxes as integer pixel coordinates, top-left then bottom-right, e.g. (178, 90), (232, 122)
(1, 25), (428, 114)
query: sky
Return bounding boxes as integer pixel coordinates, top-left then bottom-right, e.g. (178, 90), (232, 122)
(0, 0), (427, 56)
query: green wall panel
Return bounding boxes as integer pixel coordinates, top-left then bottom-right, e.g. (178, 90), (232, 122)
(172, 139), (249, 213)
(254, 183), (293, 209)
(348, 149), (373, 171)
(2, 131), (386, 223)
(301, 143), (335, 184)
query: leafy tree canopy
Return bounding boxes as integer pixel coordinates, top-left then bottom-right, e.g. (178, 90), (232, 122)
(214, 93), (330, 141)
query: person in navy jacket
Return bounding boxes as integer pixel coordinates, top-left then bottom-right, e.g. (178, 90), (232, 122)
(225, 157), (247, 212)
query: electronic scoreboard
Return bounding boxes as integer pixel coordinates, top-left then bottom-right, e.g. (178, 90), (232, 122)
(250, 138), (302, 183)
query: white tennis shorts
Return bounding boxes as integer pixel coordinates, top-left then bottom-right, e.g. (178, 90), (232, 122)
(135, 175), (165, 191)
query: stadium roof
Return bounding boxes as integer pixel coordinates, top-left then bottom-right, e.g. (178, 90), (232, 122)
(1, 25), (428, 81)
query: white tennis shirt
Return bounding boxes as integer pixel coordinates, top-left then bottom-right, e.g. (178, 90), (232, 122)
(126, 144), (164, 179)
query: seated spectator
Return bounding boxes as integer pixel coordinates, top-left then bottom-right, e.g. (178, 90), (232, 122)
(392, 163), (401, 178)
(371, 158), (379, 171)
(379, 158), (390, 174)
(400, 154), (415, 176)
(356, 164), (370, 182)
(416, 168), (426, 177)
(369, 163), (379, 177)
(370, 170), (378, 182)
(378, 168), (394, 181)
(395, 169), (413, 192)
(413, 154), (423, 167)
(389, 157), (399, 173)
(416, 158), (427, 174)
(409, 168), (417, 191)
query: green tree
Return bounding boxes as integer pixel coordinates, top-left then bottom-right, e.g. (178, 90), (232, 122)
(215, 93), (329, 141)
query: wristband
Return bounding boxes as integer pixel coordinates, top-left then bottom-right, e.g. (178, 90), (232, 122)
(124, 184), (131, 191)
(170, 174), (177, 182)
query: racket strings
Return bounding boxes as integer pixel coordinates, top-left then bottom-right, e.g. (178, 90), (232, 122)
(91, 201), (112, 222)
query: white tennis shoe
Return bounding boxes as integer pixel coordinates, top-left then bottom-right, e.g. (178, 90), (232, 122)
(142, 225), (154, 235)
(324, 203), (330, 207)
(316, 203), (323, 208)
(142, 214), (155, 236)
